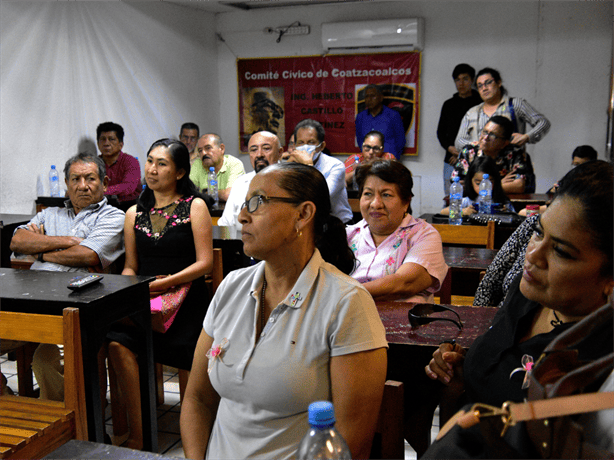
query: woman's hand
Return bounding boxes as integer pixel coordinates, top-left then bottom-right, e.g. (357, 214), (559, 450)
(462, 206), (476, 216)
(425, 342), (466, 390)
(149, 276), (171, 297)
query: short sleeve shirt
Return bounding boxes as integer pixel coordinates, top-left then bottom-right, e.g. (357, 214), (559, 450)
(14, 197), (125, 272)
(190, 155), (245, 191)
(346, 214), (448, 303)
(203, 249), (388, 459)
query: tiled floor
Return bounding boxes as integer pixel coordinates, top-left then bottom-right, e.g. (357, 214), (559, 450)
(1, 356), (438, 459)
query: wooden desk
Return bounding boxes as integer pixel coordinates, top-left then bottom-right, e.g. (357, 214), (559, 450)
(0, 213), (34, 268)
(0, 269), (158, 451)
(44, 440), (176, 459)
(508, 193), (552, 212)
(441, 247), (498, 301)
(420, 213), (517, 249)
(377, 301), (498, 456)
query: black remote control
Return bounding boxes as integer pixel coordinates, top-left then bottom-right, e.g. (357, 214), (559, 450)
(67, 274), (104, 290)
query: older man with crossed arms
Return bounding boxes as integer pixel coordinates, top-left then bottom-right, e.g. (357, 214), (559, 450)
(10, 152), (125, 401)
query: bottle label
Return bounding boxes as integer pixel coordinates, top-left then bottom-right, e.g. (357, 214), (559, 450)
(451, 193), (462, 200)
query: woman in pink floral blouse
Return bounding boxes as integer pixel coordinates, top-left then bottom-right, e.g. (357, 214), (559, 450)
(346, 160), (448, 303)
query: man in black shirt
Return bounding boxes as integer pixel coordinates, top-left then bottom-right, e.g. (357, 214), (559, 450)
(436, 64), (482, 198)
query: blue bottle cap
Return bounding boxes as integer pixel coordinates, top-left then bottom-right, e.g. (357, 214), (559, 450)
(483, 173), (489, 179)
(453, 176), (459, 182)
(308, 401), (335, 428)
(209, 166), (215, 172)
(51, 165), (56, 169)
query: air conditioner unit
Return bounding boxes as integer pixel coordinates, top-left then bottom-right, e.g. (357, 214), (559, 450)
(322, 18), (424, 53)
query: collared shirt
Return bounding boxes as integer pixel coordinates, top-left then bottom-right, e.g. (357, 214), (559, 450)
(14, 197), (125, 272)
(217, 170), (256, 237)
(313, 152), (353, 223)
(102, 151), (142, 202)
(355, 105), (406, 159)
(454, 95), (551, 151)
(343, 152), (396, 173)
(189, 154), (245, 192)
(346, 214), (448, 303)
(203, 249), (387, 459)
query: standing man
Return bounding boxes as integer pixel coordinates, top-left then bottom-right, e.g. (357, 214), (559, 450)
(190, 133), (245, 203)
(355, 84), (406, 160)
(97, 121), (141, 211)
(283, 119), (353, 224)
(218, 131), (283, 235)
(10, 152), (125, 401)
(436, 64), (483, 197)
(179, 122), (200, 165)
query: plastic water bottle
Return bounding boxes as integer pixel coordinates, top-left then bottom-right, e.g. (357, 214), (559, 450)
(208, 167), (219, 207)
(449, 176), (463, 225)
(352, 155), (360, 190)
(478, 173), (493, 215)
(296, 401), (352, 460)
(49, 165), (61, 197)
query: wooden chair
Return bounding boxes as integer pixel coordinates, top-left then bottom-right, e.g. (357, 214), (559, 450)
(432, 221), (495, 249)
(0, 308), (87, 459)
(370, 380), (404, 460)
(433, 221), (494, 304)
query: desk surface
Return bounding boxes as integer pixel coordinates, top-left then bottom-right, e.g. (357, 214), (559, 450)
(0, 268), (152, 311)
(377, 302), (497, 349)
(0, 213), (34, 227)
(443, 246), (497, 270)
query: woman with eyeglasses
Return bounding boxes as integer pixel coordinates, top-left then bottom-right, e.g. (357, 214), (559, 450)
(454, 67), (550, 153)
(180, 162), (388, 460)
(426, 160), (613, 431)
(451, 115), (535, 194)
(344, 130), (395, 186)
(346, 160), (448, 303)
(107, 139), (213, 450)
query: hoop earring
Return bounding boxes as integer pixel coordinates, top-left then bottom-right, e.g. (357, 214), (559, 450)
(296, 227), (303, 237)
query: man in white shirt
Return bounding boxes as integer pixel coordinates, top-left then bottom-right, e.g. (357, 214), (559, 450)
(218, 131), (283, 236)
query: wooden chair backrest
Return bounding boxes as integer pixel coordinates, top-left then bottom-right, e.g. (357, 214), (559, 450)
(370, 380), (404, 460)
(0, 308), (87, 439)
(211, 247), (224, 295)
(433, 221), (495, 249)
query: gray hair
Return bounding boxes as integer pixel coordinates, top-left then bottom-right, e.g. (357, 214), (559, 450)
(64, 152), (106, 182)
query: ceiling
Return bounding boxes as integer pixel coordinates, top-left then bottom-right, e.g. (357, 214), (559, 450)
(165, 0), (372, 14)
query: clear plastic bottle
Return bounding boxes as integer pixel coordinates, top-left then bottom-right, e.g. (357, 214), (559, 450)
(49, 165), (61, 197)
(296, 401), (352, 460)
(208, 166), (219, 207)
(449, 176), (463, 225)
(478, 173), (493, 215)
(352, 155), (360, 191)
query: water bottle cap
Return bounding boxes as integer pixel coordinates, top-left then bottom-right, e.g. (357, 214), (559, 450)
(209, 167), (215, 172)
(51, 165), (56, 169)
(453, 176), (459, 182)
(483, 174), (489, 180)
(308, 401), (335, 428)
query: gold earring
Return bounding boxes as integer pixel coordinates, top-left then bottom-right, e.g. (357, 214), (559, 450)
(296, 227), (303, 237)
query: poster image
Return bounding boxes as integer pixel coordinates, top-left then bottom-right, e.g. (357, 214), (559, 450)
(237, 52), (421, 156)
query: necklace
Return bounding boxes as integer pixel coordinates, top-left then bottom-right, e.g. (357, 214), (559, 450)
(550, 310), (565, 327)
(260, 277), (267, 332)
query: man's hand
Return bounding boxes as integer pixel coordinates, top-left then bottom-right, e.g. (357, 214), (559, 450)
(510, 133), (529, 146)
(447, 146), (459, 156)
(281, 150), (313, 166)
(447, 154), (459, 166)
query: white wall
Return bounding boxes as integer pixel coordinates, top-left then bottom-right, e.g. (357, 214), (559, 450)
(1, 1), (612, 216)
(214, 1), (612, 214)
(0, 1), (219, 213)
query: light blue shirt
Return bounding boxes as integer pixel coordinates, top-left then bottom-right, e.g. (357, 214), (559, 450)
(15, 197), (125, 272)
(313, 152), (353, 223)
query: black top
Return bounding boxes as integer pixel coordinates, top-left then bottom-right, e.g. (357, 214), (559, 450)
(437, 90), (483, 163)
(462, 274), (610, 407)
(109, 196), (208, 370)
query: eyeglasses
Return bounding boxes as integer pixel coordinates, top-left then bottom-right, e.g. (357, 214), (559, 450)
(480, 129), (504, 141)
(408, 303), (463, 330)
(240, 194), (300, 213)
(362, 144), (383, 152)
(477, 79), (495, 90)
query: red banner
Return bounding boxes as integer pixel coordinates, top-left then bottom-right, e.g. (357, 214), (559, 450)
(237, 52), (421, 156)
